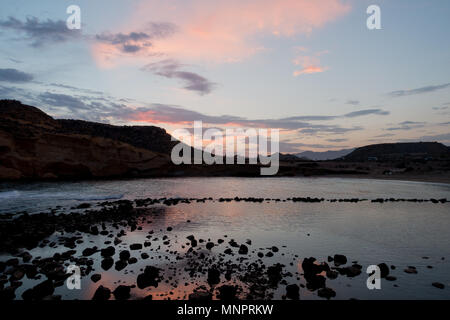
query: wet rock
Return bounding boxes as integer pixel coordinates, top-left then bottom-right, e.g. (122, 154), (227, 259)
(333, 254), (347, 266)
(305, 275), (326, 291)
(317, 287), (336, 299)
(206, 242), (215, 250)
(92, 285), (111, 301)
(404, 267), (418, 274)
(141, 253), (149, 259)
(228, 240), (239, 248)
(217, 285), (238, 301)
(113, 285), (131, 300)
(285, 284), (300, 300)
(101, 257), (114, 271)
(91, 274), (101, 283)
(326, 270), (338, 279)
(128, 257), (138, 264)
(115, 260), (127, 271)
(378, 263), (389, 278)
(271, 246), (279, 253)
(137, 266), (161, 289)
(207, 268), (221, 285)
(82, 247), (98, 257)
(130, 243), (142, 250)
(101, 246), (115, 257)
(238, 244), (249, 255)
(385, 276), (397, 281)
(119, 250), (131, 261)
(267, 264), (283, 286)
(432, 282), (445, 289)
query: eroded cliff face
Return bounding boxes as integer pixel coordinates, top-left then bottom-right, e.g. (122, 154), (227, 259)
(0, 100), (171, 180)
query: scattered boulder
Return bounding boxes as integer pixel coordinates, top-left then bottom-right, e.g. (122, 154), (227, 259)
(119, 250), (131, 261)
(285, 284), (300, 300)
(137, 266), (161, 289)
(238, 244), (248, 255)
(378, 263), (389, 278)
(333, 254), (347, 266)
(92, 285), (111, 301)
(101, 246), (115, 257)
(101, 257), (114, 271)
(130, 243), (142, 250)
(207, 268), (221, 285)
(91, 274), (101, 283)
(113, 285), (131, 300)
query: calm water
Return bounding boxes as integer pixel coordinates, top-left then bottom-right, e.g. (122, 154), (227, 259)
(1, 177), (450, 300)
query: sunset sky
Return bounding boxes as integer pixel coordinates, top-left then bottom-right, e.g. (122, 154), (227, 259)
(0, 0), (449, 153)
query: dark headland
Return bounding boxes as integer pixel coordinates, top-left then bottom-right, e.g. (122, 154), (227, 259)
(1, 100), (449, 182)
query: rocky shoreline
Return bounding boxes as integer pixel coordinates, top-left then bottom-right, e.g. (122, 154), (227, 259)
(0, 198), (448, 300)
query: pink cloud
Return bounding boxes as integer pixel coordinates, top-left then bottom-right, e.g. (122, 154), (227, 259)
(92, 0), (351, 66)
(293, 66), (326, 76)
(292, 49), (329, 76)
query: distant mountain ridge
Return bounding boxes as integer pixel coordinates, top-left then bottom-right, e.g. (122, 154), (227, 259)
(343, 142), (450, 161)
(296, 148), (354, 161)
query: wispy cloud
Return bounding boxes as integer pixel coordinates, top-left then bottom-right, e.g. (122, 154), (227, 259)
(0, 68), (33, 83)
(94, 0), (351, 64)
(292, 50), (328, 76)
(142, 59), (216, 95)
(94, 22), (177, 54)
(0, 16), (81, 47)
(388, 83), (450, 97)
(385, 121), (426, 131)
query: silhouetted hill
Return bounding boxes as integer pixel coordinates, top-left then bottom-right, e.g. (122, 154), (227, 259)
(343, 142), (450, 162)
(0, 100), (171, 180)
(58, 119), (176, 155)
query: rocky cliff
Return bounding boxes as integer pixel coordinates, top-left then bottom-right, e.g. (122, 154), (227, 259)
(0, 100), (171, 180)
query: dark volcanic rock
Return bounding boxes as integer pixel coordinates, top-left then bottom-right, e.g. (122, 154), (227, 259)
(101, 257), (114, 271)
(115, 260), (127, 271)
(378, 263), (389, 278)
(101, 246), (115, 257)
(267, 264), (283, 286)
(92, 285), (111, 300)
(333, 254), (347, 266)
(113, 285), (131, 300)
(130, 243), (142, 250)
(91, 274), (101, 283)
(137, 266), (161, 289)
(120, 250), (131, 261)
(217, 285), (238, 301)
(238, 244), (249, 255)
(82, 247), (98, 257)
(207, 268), (221, 285)
(285, 284), (300, 300)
